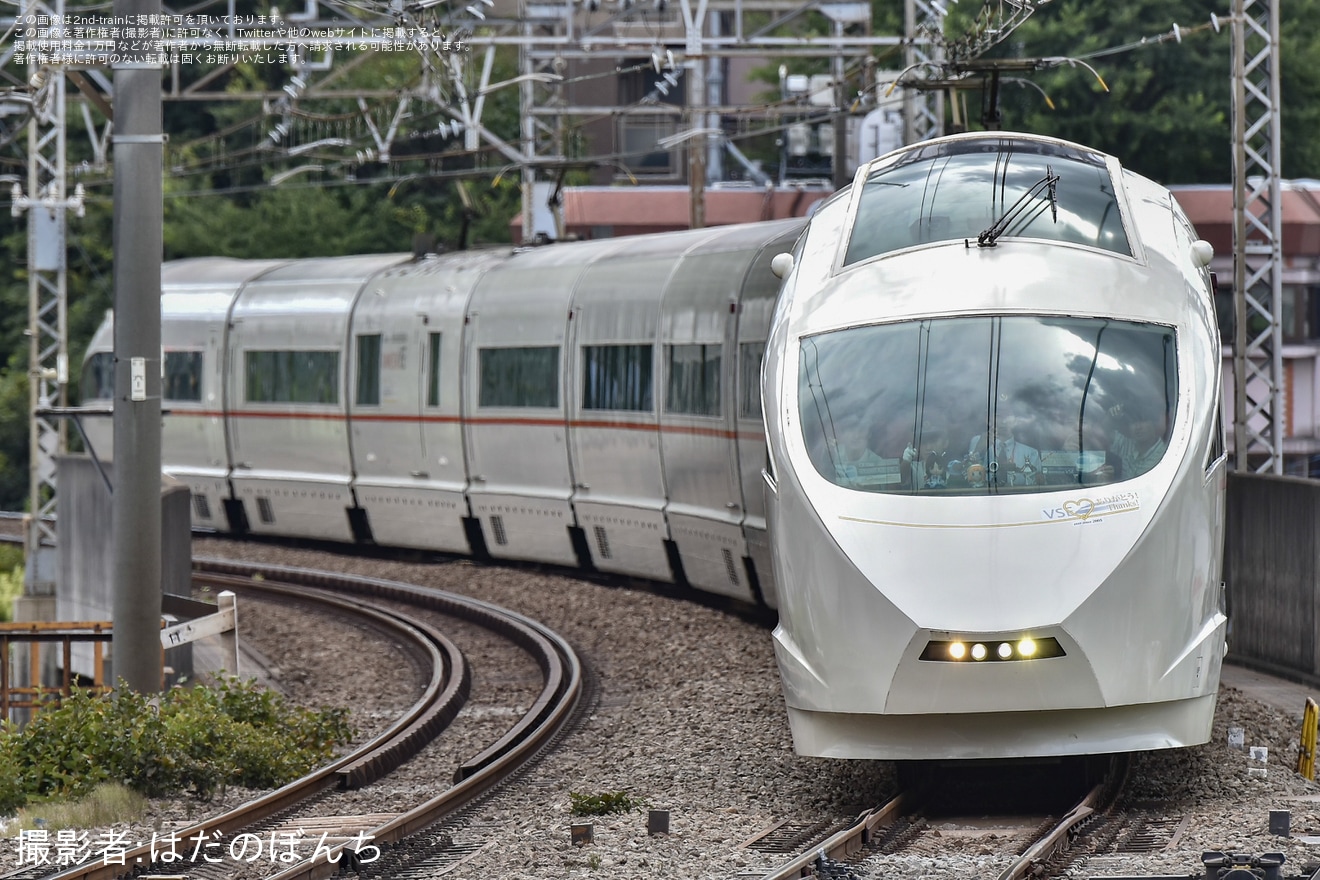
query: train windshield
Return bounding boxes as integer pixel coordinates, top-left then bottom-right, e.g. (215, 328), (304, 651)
(843, 137), (1131, 264)
(799, 316), (1176, 495)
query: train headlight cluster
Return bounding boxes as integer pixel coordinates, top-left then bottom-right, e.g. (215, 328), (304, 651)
(920, 636), (1066, 662)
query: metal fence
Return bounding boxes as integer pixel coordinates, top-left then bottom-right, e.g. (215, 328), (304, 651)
(1225, 472), (1320, 680)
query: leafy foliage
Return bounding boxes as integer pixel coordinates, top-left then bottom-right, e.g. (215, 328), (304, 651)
(569, 790), (644, 816)
(0, 542), (23, 621)
(0, 678), (353, 814)
(982, 0), (1320, 183)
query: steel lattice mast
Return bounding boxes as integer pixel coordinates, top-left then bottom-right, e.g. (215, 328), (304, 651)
(13, 0), (80, 603)
(903, 0), (944, 142)
(1231, 0), (1284, 474)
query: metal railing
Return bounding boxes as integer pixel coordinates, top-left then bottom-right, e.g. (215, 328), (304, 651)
(1, 621), (112, 716)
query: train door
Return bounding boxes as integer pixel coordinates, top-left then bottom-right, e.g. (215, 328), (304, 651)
(346, 277), (431, 547)
(225, 256), (402, 543)
(462, 249), (585, 566)
(418, 255), (500, 553)
(186, 323), (230, 527)
(659, 235), (757, 602)
(204, 326), (226, 465)
(565, 235), (682, 580)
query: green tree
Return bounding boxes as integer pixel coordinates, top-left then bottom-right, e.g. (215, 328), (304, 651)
(991, 0), (1320, 182)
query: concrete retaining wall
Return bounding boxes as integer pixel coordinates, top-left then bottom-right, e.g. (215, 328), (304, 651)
(56, 454), (192, 681)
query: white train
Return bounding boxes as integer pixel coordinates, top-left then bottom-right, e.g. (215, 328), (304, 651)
(764, 132), (1226, 760)
(83, 131), (1226, 761)
(83, 224), (803, 609)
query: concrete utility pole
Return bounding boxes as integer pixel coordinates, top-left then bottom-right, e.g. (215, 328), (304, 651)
(1231, 0), (1284, 474)
(110, 0), (164, 691)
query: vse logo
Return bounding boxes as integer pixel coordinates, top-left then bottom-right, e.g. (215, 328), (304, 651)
(1062, 499), (1096, 520)
(1042, 493), (1139, 523)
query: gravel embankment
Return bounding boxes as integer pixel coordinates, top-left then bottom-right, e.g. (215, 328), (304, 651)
(4, 533), (1318, 880)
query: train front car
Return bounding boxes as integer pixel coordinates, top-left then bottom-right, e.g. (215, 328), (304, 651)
(763, 132), (1226, 761)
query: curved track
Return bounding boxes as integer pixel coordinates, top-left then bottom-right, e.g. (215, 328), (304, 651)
(3, 558), (581, 880)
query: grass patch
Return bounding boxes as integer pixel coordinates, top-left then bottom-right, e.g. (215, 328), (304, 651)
(15, 783), (148, 831)
(569, 790), (643, 816)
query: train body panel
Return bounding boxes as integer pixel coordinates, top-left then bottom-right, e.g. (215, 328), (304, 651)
(463, 241), (624, 565)
(565, 232), (700, 580)
(732, 223), (804, 608)
(766, 131), (1225, 759)
(658, 225), (785, 601)
(81, 258), (294, 529)
(346, 252), (504, 553)
(86, 224), (792, 586)
(225, 254), (408, 541)
(165, 260), (291, 529)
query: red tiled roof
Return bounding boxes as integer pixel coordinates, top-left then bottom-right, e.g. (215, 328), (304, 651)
(509, 186), (832, 238)
(1172, 185), (1320, 256)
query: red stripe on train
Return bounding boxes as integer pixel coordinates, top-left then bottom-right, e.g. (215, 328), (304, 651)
(172, 409), (763, 441)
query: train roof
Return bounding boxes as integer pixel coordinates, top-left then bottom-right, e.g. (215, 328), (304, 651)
(160, 257), (291, 288)
(783, 132), (1213, 335)
(243, 252), (410, 283)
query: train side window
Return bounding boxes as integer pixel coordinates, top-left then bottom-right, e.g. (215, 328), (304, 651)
(164, 351), (202, 402)
(426, 332), (442, 407)
(355, 334), (381, 406)
(582, 344), (653, 412)
(245, 350), (340, 404)
(739, 342), (765, 420)
(666, 344), (721, 416)
(80, 352), (115, 401)
(479, 346), (559, 408)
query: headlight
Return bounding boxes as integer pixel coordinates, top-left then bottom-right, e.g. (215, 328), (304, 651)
(920, 636), (1066, 662)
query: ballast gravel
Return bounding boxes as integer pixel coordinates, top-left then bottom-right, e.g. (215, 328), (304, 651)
(2, 534), (1317, 880)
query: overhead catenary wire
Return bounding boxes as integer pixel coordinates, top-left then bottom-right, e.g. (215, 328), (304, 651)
(3, 2), (1238, 202)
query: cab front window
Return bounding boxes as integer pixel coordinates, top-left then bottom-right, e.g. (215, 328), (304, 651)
(798, 315), (1176, 495)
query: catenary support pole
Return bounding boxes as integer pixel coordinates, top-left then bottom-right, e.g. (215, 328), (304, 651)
(110, 0), (164, 692)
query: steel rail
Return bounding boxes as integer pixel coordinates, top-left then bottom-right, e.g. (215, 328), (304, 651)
(997, 756), (1130, 880)
(214, 561), (585, 880)
(191, 559), (584, 790)
(760, 794), (907, 880)
(37, 563), (472, 880)
(191, 571), (472, 790)
(760, 754), (1127, 880)
(996, 783), (1103, 880)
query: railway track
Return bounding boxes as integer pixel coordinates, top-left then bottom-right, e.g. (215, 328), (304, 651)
(3, 558), (581, 880)
(756, 756), (1129, 880)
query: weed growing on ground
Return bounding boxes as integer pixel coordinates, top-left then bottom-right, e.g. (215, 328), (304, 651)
(569, 790), (644, 816)
(0, 677), (353, 813)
